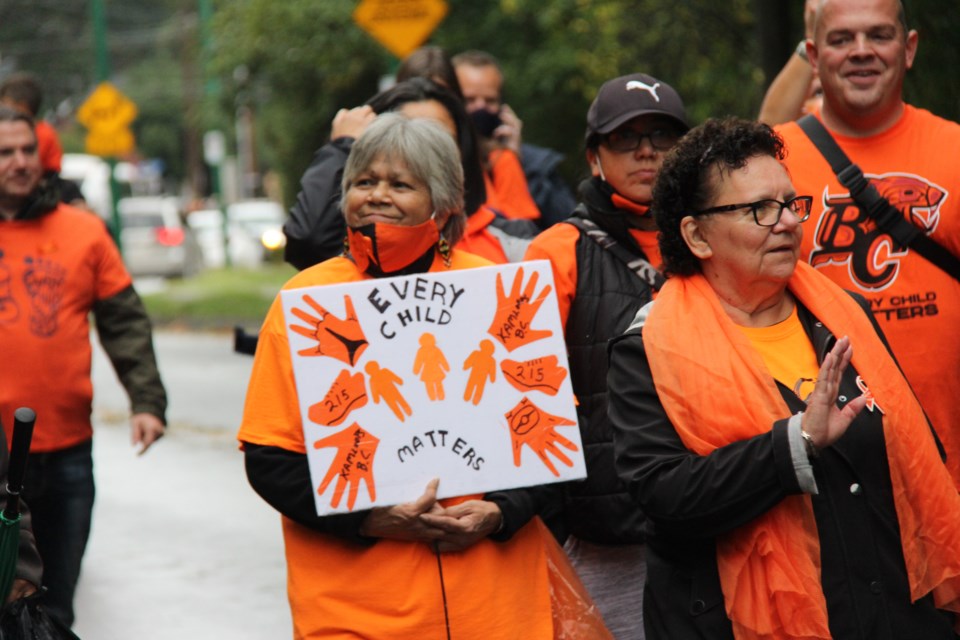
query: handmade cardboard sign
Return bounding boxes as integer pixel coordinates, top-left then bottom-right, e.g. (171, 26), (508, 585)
(280, 260), (586, 515)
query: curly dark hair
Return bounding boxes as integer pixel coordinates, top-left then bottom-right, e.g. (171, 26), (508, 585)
(652, 117), (785, 277)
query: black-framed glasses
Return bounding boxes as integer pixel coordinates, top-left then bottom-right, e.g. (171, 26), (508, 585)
(694, 195), (813, 227)
(603, 128), (681, 152)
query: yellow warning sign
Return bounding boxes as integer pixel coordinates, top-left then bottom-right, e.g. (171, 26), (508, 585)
(353, 0), (448, 59)
(76, 82), (138, 157)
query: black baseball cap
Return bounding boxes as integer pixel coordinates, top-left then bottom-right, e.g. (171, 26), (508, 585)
(586, 73), (689, 137)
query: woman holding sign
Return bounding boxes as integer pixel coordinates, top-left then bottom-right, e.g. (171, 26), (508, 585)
(607, 117), (960, 639)
(239, 114), (603, 639)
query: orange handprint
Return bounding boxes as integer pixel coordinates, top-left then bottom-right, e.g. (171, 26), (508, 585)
(308, 369), (368, 427)
(313, 423), (379, 510)
(504, 397), (578, 477)
(487, 266), (553, 352)
(289, 294), (369, 366)
(500, 355), (567, 396)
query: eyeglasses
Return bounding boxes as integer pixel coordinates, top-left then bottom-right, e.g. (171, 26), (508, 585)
(694, 196), (813, 227)
(602, 128), (681, 152)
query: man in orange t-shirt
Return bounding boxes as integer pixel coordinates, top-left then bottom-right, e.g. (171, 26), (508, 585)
(777, 0), (960, 485)
(0, 106), (167, 627)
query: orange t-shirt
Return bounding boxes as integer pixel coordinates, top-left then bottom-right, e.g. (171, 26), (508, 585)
(237, 250), (555, 640)
(484, 148), (541, 221)
(0, 205), (131, 451)
(35, 120), (63, 173)
(778, 105), (960, 486)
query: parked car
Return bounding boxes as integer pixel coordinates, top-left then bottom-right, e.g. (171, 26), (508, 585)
(186, 208), (262, 269)
(226, 199), (287, 263)
(117, 196), (203, 278)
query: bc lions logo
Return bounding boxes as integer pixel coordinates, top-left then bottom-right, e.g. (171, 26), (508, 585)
(809, 174), (946, 290)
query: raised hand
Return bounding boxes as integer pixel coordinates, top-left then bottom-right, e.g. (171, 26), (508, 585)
(290, 293), (369, 366)
(313, 423), (379, 510)
(801, 336), (868, 451)
(504, 397), (578, 476)
(308, 369), (368, 427)
(487, 267), (553, 352)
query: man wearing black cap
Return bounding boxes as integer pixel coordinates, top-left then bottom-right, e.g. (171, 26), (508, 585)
(513, 73), (688, 639)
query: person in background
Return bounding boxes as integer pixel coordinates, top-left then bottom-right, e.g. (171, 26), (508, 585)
(240, 114), (586, 639)
(0, 106), (167, 627)
(283, 77), (537, 270)
(452, 49), (577, 227)
(776, 0), (960, 488)
(517, 73), (689, 639)
(0, 73), (62, 174)
(758, 0), (822, 125)
(396, 45), (464, 98)
(0, 73), (86, 208)
(608, 115), (960, 639)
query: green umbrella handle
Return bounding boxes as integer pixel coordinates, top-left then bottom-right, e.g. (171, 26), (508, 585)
(4, 407), (35, 520)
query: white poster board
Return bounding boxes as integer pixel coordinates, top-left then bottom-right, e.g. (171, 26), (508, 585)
(280, 260), (585, 515)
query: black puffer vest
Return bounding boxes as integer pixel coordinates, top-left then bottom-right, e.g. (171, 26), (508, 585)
(562, 179), (655, 543)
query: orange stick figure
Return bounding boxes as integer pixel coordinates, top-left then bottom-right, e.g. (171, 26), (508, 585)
(364, 360), (412, 422)
(412, 333), (449, 401)
(487, 266), (553, 352)
(462, 339), (497, 405)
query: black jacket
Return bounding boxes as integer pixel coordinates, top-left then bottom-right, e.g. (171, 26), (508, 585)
(607, 296), (955, 639)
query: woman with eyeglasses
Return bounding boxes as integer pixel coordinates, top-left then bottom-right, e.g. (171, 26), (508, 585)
(516, 73), (689, 639)
(607, 117), (960, 639)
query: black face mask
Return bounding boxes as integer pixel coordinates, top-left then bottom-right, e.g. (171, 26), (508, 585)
(469, 109), (502, 139)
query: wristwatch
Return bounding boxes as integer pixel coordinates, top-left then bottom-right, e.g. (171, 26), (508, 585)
(801, 429), (819, 459)
(795, 39), (810, 62)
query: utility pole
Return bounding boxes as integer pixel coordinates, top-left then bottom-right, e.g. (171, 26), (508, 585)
(91, 0), (124, 253)
(199, 0), (230, 267)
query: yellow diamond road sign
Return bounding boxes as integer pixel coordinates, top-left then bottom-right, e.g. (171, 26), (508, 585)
(353, 0), (448, 59)
(76, 82), (138, 158)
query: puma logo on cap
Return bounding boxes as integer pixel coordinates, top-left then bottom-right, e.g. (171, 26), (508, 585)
(625, 80), (661, 102)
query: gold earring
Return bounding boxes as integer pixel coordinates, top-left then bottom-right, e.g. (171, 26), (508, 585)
(438, 236), (451, 267)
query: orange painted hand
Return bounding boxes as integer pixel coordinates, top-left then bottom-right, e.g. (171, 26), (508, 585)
(313, 423), (380, 510)
(309, 369), (368, 427)
(487, 267), (553, 352)
(505, 397), (578, 476)
(290, 294), (369, 366)
(501, 355), (567, 396)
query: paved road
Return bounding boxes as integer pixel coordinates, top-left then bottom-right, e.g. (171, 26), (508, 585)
(70, 329), (292, 639)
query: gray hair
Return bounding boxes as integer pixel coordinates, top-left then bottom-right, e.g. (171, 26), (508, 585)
(341, 112), (466, 246)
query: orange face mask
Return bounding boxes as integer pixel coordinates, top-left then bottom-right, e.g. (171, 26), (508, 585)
(346, 217), (439, 276)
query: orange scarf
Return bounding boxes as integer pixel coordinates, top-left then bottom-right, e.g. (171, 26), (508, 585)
(642, 261), (960, 639)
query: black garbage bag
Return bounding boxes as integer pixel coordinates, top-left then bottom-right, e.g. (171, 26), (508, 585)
(0, 593), (79, 640)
